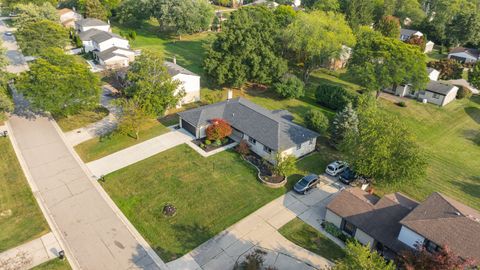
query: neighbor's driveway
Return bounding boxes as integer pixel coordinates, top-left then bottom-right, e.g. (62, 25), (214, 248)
(7, 115), (165, 270)
(87, 128), (193, 177)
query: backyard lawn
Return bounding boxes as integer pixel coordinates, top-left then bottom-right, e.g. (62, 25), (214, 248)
(31, 259), (71, 270)
(101, 144), (286, 262)
(75, 118), (170, 162)
(0, 137), (49, 252)
(55, 107), (109, 132)
(279, 218), (345, 262)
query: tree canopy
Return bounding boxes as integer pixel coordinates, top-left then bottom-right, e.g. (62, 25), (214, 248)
(332, 241), (396, 270)
(16, 20), (69, 56)
(83, 0), (109, 21)
(13, 2), (58, 27)
(204, 6), (287, 87)
(348, 28), (428, 96)
(16, 48), (101, 116)
(124, 50), (182, 117)
(283, 11), (355, 82)
(375, 15), (400, 38)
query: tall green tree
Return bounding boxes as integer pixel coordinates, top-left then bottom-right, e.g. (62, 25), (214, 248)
(283, 11), (355, 82)
(341, 104), (426, 185)
(204, 6), (287, 87)
(16, 20), (69, 56)
(4, 0), (58, 7)
(329, 102), (358, 147)
(333, 241), (396, 270)
(116, 99), (149, 140)
(16, 49), (101, 116)
(393, 0), (426, 23)
(83, 0), (109, 20)
(13, 2), (58, 27)
(274, 5), (297, 27)
(469, 63), (480, 89)
(310, 0), (340, 12)
(124, 50), (182, 117)
(348, 28), (429, 97)
(375, 15), (400, 38)
(341, 0), (375, 29)
(446, 8), (480, 46)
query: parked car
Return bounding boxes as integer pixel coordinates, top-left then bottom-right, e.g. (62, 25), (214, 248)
(339, 167), (357, 185)
(293, 174), (319, 194)
(4, 32), (13, 37)
(325, 161), (348, 176)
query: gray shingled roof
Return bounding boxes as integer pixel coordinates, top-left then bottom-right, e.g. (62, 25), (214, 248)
(78, 29), (125, 44)
(164, 61), (198, 77)
(426, 81), (457, 95)
(76, 18), (109, 27)
(400, 193), (480, 262)
(449, 47), (480, 59)
(327, 188), (418, 253)
(178, 97), (319, 151)
(400, 28), (420, 38)
(95, 47), (133, 61)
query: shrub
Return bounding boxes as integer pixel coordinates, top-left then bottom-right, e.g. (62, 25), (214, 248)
(206, 118), (232, 140)
(305, 109), (329, 134)
(272, 74), (305, 99)
(203, 90), (224, 104)
(315, 84), (354, 111)
(456, 86), (472, 99)
(129, 30), (137, 40)
(396, 101), (407, 107)
(323, 221), (354, 243)
(205, 140), (211, 145)
(272, 153), (296, 177)
(215, 139), (222, 146)
(427, 59), (463, 80)
(200, 143), (205, 149)
(236, 139), (250, 156)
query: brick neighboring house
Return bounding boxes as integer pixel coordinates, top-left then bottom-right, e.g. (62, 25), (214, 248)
(325, 188), (480, 262)
(178, 97), (319, 162)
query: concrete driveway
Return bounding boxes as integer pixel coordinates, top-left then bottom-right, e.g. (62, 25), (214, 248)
(7, 115), (166, 270)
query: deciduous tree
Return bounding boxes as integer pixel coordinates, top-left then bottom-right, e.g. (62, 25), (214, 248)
(469, 63), (480, 89)
(84, 0), (109, 21)
(16, 20), (69, 56)
(124, 50), (183, 117)
(116, 99), (149, 140)
(13, 2), (58, 27)
(305, 109), (329, 134)
(206, 118), (232, 141)
(332, 241), (396, 270)
(401, 244), (476, 270)
(283, 11), (355, 82)
(204, 6), (287, 87)
(375, 15), (400, 38)
(272, 74), (304, 99)
(340, 0), (375, 29)
(427, 59), (463, 80)
(273, 153), (296, 177)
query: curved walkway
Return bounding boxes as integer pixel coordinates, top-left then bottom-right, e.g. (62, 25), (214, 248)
(7, 115), (166, 270)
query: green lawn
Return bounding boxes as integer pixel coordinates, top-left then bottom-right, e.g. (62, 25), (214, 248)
(75, 118), (170, 162)
(0, 137), (49, 252)
(426, 48), (448, 62)
(279, 218), (346, 262)
(55, 107), (109, 132)
(31, 259), (71, 270)
(101, 144), (286, 261)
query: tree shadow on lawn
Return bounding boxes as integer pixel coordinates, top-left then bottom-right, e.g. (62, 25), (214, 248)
(462, 129), (480, 146)
(160, 223), (214, 261)
(464, 107), (480, 125)
(451, 177), (480, 201)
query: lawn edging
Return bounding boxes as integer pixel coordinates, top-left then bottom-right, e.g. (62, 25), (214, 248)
(241, 156), (287, 188)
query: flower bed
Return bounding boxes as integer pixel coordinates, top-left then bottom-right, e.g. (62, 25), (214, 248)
(242, 152), (287, 188)
(192, 137), (234, 152)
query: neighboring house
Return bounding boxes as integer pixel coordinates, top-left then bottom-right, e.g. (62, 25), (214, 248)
(325, 188), (480, 262)
(244, 0), (279, 8)
(448, 47), (480, 63)
(383, 67), (458, 106)
(58, 8), (82, 28)
(94, 47), (135, 69)
(164, 60), (201, 107)
(79, 29), (130, 53)
(178, 97), (319, 162)
(327, 45), (352, 70)
(75, 18), (111, 33)
(399, 28), (423, 41)
(424, 41), (435, 53)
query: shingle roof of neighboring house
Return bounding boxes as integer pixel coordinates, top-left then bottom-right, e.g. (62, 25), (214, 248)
(58, 8), (74, 15)
(327, 188), (418, 253)
(78, 29), (125, 44)
(449, 47), (480, 59)
(164, 61), (198, 77)
(76, 18), (109, 27)
(178, 97), (319, 151)
(400, 193), (480, 262)
(95, 47), (133, 61)
(400, 28), (421, 38)
(425, 81), (457, 96)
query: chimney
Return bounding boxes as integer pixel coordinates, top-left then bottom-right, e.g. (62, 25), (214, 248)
(227, 89), (233, 100)
(173, 56), (177, 64)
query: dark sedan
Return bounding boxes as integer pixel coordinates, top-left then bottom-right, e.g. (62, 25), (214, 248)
(339, 168), (357, 185)
(293, 174), (319, 194)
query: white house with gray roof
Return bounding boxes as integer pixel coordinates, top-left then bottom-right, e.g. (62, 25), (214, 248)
(165, 60), (201, 107)
(178, 97), (319, 162)
(75, 18), (111, 33)
(94, 47), (135, 69)
(79, 29), (130, 53)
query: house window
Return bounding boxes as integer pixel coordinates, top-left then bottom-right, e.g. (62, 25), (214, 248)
(432, 93), (440, 99)
(424, 240), (441, 253)
(248, 137), (256, 145)
(342, 220), (356, 236)
(263, 145), (272, 154)
(296, 143), (302, 150)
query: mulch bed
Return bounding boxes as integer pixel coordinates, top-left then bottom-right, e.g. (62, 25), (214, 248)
(243, 152), (284, 183)
(192, 137), (234, 152)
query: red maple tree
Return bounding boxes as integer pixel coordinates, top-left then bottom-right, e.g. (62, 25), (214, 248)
(206, 118), (232, 140)
(400, 244), (476, 270)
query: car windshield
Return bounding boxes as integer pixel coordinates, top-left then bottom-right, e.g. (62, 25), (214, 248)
(327, 165), (335, 171)
(297, 178), (309, 187)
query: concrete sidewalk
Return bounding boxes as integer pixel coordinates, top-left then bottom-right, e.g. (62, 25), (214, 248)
(168, 179), (341, 270)
(7, 116), (166, 270)
(86, 128), (193, 177)
(0, 233), (61, 269)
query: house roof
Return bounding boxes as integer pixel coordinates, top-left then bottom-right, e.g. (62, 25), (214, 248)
(400, 193), (480, 262)
(327, 188), (418, 253)
(95, 47), (133, 61)
(449, 47), (480, 59)
(164, 61), (198, 77)
(425, 81), (457, 96)
(58, 8), (74, 15)
(178, 97), (319, 151)
(76, 18), (109, 28)
(400, 28), (421, 38)
(78, 29), (125, 44)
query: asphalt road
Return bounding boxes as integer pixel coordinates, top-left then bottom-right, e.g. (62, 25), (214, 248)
(0, 18), (28, 73)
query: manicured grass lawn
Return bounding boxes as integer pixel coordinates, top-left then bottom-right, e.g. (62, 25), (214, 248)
(279, 218), (345, 262)
(0, 138), (49, 252)
(378, 96), (480, 209)
(101, 144), (285, 262)
(55, 107), (109, 132)
(426, 48), (448, 62)
(31, 259), (71, 270)
(112, 19), (214, 76)
(75, 118), (170, 162)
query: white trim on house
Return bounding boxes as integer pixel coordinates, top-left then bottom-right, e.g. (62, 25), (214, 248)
(398, 226), (425, 248)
